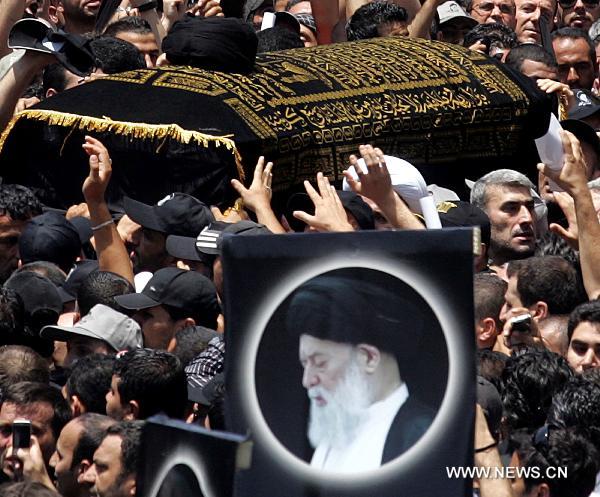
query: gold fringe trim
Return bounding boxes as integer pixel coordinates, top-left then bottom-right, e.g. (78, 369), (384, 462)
(0, 109), (245, 181)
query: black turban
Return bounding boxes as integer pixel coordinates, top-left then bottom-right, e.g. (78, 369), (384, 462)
(286, 268), (426, 359)
(162, 16), (258, 74)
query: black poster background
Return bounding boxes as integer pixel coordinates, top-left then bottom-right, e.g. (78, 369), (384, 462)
(222, 229), (476, 497)
(137, 415), (249, 497)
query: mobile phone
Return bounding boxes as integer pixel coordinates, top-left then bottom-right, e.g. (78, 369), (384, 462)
(510, 314), (532, 334)
(12, 420), (31, 450)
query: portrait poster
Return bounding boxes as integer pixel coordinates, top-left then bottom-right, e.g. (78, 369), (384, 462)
(137, 415), (252, 497)
(222, 229), (476, 497)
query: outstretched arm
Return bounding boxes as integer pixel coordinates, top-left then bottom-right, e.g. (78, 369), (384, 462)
(0, 51), (53, 131)
(408, 0), (445, 39)
(231, 156), (286, 234)
(294, 172), (354, 232)
(82, 136), (135, 285)
(344, 145), (424, 230)
(538, 130), (600, 300)
(0, 0), (24, 58)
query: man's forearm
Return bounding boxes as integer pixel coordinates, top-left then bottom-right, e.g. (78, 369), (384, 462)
(0, 0), (24, 57)
(0, 53), (47, 131)
(572, 185), (600, 299)
(380, 194), (425, 230)
(408, 0), (443, 39)
(87, 200), (135, 285)
(474, 447), (514, 497)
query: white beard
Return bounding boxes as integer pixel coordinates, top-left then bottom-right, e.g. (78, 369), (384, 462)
(306, 357), (372, 449)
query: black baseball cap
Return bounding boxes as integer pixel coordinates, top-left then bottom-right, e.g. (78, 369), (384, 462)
(124, 193), (214, 237)
(561, 119), (600, 157)
(19, 211), (81, 268)
(568, 89), (600, 121)
(273, 11), (301, 34)
(114, 267), (219, 316)
(166, 220), (272, 261)
(438, 201), (491, 248)
(5, 271), (62, 317)
(8, 17), (95, 77)
(58, 260), (99, 304)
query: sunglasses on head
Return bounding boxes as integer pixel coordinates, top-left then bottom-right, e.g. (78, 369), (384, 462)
(559, 0), (599, 8)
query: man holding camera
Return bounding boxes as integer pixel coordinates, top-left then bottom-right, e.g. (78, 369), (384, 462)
(0, 382), (71, 483)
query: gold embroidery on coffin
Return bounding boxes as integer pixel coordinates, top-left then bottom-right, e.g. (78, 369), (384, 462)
(152, 73), (228, 96)
(103, 69), (155, 85)
(106, 37), (531, 167)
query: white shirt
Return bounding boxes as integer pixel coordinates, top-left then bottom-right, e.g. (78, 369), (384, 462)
(310, 383), (409, 473)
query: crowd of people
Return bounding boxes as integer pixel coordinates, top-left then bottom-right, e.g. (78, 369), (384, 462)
(0, 0), (600, 496)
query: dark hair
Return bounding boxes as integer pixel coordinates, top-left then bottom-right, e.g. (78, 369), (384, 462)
(474, 273), (507, 329)
(507, 256), (585, 315)
(551, 27), (595, 63)
(346, 2), (408, 41)
(3, 382), (72, 440)
(0, 481), (61, 497)
(113, 349), (187, 419)
(71, 413), (116, 468)
(162, 303), (219, 331)
(66, 354), (116, 415)
(502, 349), (573, 430)
(257, 26), (304, 52)
(505, 43), (558, 73)
(568, 300), (600, 341)
(477, 349), (508, 396)
(0, 185), (42, 221)
(535, 231), (580, 268)
(170, 326), (218, 367)
(104, 16), (153, 37)
(0, 346), (49, 393)
(15, 261), (67, 288)
(105, 420), (145, 480)
(77, 271), (135, 317)
(0, 288), (25, 341)
(515, 427), (598, 497)
(90, 36), (146, 74)
(548, 376), (600, 452)
(462, 22), (518, 50)
(42, 64), (70, 96)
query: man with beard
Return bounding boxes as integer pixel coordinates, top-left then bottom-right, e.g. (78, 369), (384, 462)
(289, 269), (436, 472)
(81, 421), (143, 497)
(48, 0), (101, 35)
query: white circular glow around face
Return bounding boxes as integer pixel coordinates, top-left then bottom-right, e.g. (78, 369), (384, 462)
(238, 254), (468, 488)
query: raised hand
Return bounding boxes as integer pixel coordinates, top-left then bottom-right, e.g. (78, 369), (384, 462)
(293, 172), (354, 232)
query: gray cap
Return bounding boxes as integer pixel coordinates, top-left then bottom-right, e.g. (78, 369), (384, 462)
(437, 1), (478, 27)
(40, 304), (143, 352)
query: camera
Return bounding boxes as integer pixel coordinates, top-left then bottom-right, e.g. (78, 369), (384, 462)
(510, 314), (532, 334)
(12, 419), (31, 450)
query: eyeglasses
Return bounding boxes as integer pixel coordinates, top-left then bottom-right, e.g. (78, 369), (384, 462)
(559, 0), (599, 9)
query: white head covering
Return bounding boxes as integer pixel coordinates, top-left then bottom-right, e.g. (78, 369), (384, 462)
(343, 155), (429, 214)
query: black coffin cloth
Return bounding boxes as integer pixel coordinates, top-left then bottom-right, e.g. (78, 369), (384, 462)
(0, 36), (553, 208)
